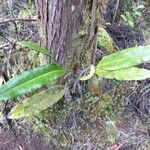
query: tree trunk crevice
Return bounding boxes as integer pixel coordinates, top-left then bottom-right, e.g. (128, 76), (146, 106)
(36, 0), (86, 68)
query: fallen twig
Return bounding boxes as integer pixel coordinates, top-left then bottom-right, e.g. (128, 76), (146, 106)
(0, 18), (37, 24)
(0, 43), (10, 49)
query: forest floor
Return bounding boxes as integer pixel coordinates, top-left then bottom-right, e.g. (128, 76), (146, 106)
(0, 0), (150, 150)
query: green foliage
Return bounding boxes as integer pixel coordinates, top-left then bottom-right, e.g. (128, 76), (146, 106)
(121, 11), (135, 28)
(96, 45), (150, 70)
(96, 45), (150, 80)
(18, 0), (34, 17)
(0, 64), (64, 100)
(106, 123), (119, 144)
(17, 41), (50, 56)
(0, 40), (65, 121)
(96, 67), (150, 80)
(121, 3), (144, 28)
(7, 86), (65, 119)
(1, 38), (150, 123)
(132, 4), (145, 16)
(29, 0), (34, 7)
(96, 27), (115, 52)
(17, 41), (56, 64)
(79, 65), (95, 81)
(79, 45), (150, 81)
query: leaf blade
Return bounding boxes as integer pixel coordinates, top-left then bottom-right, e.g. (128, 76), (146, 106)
(96, 67), (150, 80)
(79, 65), (95, 81)
(7, 86), (65, 119)
(96, 45), (150, 70)
(17, 41), (50, 56)
(0, 64), (64, 100)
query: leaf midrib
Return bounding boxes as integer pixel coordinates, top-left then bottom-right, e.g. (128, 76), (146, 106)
(99, 52), (149, 70)
(1, 69), (64, 97)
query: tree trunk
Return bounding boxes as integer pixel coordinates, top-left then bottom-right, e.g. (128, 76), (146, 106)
(35, 0), (97, 69)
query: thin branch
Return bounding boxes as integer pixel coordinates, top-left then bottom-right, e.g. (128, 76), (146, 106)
(0, 18), (37, 24)
(112, 0), (120, 23)
(0, 43), (10, 49)
(0, 33), (13, 45)
(8, 0), (19, 40)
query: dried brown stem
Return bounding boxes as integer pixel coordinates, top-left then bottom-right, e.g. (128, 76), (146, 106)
(0, 43), (10, 49)
(0, 18), (37, 24)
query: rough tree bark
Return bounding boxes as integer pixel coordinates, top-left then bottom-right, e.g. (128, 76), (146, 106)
(35, 0), (97, 69)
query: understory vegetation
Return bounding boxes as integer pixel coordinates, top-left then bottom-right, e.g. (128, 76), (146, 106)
(0, 0), (150, 150)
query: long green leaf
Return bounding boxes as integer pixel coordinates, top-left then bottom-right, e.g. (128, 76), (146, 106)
(96, 67), (150, 80)
(96, 45), (150, 70)
(7, 86), (65, 119)
(17, 41), (50, 56)
(0, 64), (64, 100)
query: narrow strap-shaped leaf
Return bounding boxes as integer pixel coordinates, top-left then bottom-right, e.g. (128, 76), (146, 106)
(96, 45), (150, 70)
(0, 64), (61, 94)
(96, 67), (150, 80)
(17, 41), (50, 56)
(7, 86), (65, 119)
(0, 64), (64, 100)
